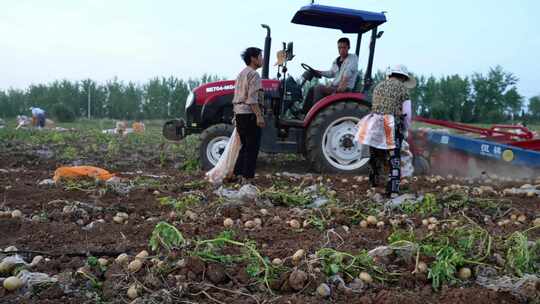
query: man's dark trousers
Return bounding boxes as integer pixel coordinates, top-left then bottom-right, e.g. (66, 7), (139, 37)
(233, 113), (262, 179)
(37, 113), (46, 128)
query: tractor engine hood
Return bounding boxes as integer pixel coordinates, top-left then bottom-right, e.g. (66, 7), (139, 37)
(193, 79), (280, 106)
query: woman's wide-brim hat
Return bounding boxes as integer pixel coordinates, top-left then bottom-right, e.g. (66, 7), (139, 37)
(386, 64), (416, 89)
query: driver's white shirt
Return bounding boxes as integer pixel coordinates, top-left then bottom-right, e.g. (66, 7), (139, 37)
(320, 53), (359, 89)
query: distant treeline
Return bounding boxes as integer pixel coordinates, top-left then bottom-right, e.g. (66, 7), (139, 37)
(366, 65), (537, 124)
(0, 66), (539, 123)
(0, 74), (223, 121)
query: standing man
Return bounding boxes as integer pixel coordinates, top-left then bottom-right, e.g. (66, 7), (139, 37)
(30, 107), (46, 128)
(232, 47), (266, 181)
(356, 65), (416, 197)
(303, 37), (359, 113)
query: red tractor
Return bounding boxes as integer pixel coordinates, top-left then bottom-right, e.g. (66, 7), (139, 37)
(163, 4), (387, 174)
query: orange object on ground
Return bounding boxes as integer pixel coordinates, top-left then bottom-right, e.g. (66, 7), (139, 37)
(53, 166), (114, 182)
(132, 122), (145, 133)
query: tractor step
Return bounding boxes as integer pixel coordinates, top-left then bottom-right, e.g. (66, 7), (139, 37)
(278, 118), (304, 128)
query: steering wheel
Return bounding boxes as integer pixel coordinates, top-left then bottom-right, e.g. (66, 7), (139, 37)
(301, 63), (321, 78)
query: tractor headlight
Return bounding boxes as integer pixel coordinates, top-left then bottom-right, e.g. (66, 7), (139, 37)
(185, 91), (195, 110)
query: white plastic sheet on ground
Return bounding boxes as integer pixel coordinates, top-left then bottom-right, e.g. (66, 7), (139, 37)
(18, 270), (58, 291)
(206, 128), (241, 185)
(384, 193), (423, 210)
(476, 267), (539, 301)
(1, 255), (29, 266)
(214, 184), (258, 202)
(15, 115), (31, 129)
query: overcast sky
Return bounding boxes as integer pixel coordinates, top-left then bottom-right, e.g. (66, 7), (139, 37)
(1, 0), (539, 100)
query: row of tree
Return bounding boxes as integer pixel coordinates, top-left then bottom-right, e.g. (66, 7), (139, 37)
(366, 66), (533, 123)
(0, 74), (222, 121)
(0, 66), (538, 123)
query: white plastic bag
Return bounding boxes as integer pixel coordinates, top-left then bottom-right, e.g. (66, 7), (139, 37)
(205, 128), (241, 185)
(401, 139), (414, 177)
(356, 113), (397, 150)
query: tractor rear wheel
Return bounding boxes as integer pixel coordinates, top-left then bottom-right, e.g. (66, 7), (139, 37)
(199, 124), (234, 170)
(306, 101), (370, 174)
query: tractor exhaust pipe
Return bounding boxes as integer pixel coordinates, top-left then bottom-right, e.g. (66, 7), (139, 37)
(362, 27), (378, 94)
(261, 24), (271, 79)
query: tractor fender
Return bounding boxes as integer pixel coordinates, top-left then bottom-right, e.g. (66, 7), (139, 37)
(200, 94), (234, 125)
(303, 92), (370, 128)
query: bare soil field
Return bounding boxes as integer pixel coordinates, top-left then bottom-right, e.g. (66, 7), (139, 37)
(0, 127), (538, 303)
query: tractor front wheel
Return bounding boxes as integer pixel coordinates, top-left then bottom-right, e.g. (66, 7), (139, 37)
(306, 101), (370, 174)
(199, 124), (234, 170)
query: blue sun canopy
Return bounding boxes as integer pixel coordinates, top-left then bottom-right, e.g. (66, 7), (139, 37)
(291, 4), (386, 34)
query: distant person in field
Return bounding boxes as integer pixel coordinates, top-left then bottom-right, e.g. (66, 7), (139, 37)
(30, 107), (46, 128)
(231, 47), (266, 182)
(302, 37), (359, 114)
(356, 65), (416, 197)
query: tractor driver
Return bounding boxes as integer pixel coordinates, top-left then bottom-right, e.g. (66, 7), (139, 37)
(302, 37), (359, 114)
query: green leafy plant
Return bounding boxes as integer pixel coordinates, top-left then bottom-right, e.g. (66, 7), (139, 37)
(402, 193), (440, 215)
(62, 179), (99, 192)
(149, 221), (185, 253)
(106, 138), (120, 160)
(192, 231), (278, 292)
(260, 187), (311, 206)
(427, 245), (464, 290)
(86, 256), (107, 272)
(450, 224), (492, 261)
(193, 231), (245, 264)
(306, 214), (327, 231)
(388, 229), (417, 244)
(158, 194), (201, 213)
(417, 220), (492, 289)
(505, 231), (537, 276)
(181, 157), (199, 172)
(60, 146), (78, 160)
(49, 132), (65, 144)
(316, 248), (387, 281)
(181, 180), (208, 191)
(133, 176), (163, 189)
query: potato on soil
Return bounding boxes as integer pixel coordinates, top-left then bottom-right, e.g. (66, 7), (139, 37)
(359, 272), (373, 284)
(135, 250), (149, 260)
(3, 276), (23, 291)
(458, 267), (472, 279)
(116, 253), (129, 265)
(292, 249), (305, 264)
(366, 215), (377, 225)
(223, 218), (234, 227)
(127, 284), (139, 299)
(288, 269), (308, 291)
(416, 262), (428, 273)
(288, 219), (301, 229)
(128, 259), (143, 273)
